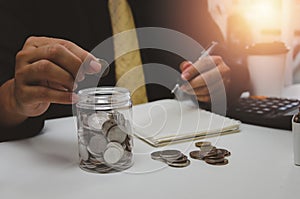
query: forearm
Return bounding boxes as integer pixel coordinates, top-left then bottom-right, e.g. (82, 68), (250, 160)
(0, 79), (28, 127)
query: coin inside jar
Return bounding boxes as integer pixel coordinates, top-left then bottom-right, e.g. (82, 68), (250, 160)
(79, 143), (89, 161)
(87, 134), (108, 156)
(76, 87), (133, 173)
(102, 119), (117, 135)
(106, 125), (128, 143)
(103, 142), (125, 165)
(87, 112), (108, 131)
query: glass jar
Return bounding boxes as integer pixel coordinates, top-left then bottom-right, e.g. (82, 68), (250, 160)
(76, 87), (133, 173)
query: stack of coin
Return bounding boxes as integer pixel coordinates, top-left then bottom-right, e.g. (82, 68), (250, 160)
(77, 110), (133, 173)
(151, 150), (190, 168)
(189, 141), (231, 166)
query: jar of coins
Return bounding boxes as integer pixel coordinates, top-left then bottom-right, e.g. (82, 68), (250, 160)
(76, 87), (133, 173)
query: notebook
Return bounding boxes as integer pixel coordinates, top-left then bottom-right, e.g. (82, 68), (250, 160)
(133, 99), (241, 147)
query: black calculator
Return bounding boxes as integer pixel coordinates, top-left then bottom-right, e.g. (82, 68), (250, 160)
(227, 96), (300, 130)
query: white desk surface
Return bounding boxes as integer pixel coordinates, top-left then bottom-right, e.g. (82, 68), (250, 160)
(1, 83), (300, 199)
(0, 115), (299, 199)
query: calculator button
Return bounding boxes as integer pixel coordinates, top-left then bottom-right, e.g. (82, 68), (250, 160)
(245, 109), (253, 113)
(256, 111), (264, 115)
(253, 107), (260, 111)
(271, 105), (279, 109)
(259, 104), (267, 108)
(262, 108), (271, 112)
(285, 104), (294, 109)
(279, 107), (287, 111)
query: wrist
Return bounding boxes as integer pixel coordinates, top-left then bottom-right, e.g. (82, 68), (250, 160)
(0, 79), (27, 127)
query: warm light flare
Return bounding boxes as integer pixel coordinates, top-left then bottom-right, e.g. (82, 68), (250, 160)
(244, 0), (282, 29)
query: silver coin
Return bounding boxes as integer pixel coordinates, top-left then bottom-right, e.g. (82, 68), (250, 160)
(78, 129), (90, 146)
(160, 150), (182, 160)
(113, 111), (126, 127)
(87, 134), (108, 156)
(103, 142), (125, 165)
(80, 113), (89, 127)
(107, 125), (128, 143)
(94, 165), (113, 173)
(123, 120), (132, 135)
(151, 151), (162, 161)
(111, 151), (133, 168)
(79, 144), (89, 161)
(102, 119), (117, 135)
(167, 155), (188, 164)
(167, 159), (191, 168)
(85, 164), (97, 170)
(95, 155), (105, 164)
(87, 112), (108, 131)
(124, 136), (133, 152)
(89, 157), (102, 165)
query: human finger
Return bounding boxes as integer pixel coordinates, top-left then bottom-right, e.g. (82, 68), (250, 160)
(181, 56), (216, 81)
(18, 60), (76, 91)
(179, 61), (193, 72)
(22, 36), (102, 75)
(23, 36), (88, 61)
(183, 80), (225, 96)
(20, 85), (78, 105)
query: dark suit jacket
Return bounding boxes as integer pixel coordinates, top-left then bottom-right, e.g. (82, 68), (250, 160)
(0, 0), (248, 141)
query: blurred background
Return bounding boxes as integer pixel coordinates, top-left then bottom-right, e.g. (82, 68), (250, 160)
(208, 0), (300, 85)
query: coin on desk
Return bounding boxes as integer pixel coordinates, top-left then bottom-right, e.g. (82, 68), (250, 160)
(151, 150), (190, 168)
(167, 155), (188, 164)
(190, 142), (231, 166)
(217, 149), (231, 157)
(160, 150), (183, 161)
(189, 150), (218, 160)
(151, 151), (163, 161)
(205, 158), (229, 166)
(195, 141), (212, 148)
(167, 159), (191, 168)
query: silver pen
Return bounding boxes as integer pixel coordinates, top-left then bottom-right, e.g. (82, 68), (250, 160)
(171, 41), (218, 94)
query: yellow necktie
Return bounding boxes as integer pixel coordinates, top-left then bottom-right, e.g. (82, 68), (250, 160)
(108, 0), (148, 105)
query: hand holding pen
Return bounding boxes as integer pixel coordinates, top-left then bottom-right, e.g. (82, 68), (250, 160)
(176, 41), (231, 103)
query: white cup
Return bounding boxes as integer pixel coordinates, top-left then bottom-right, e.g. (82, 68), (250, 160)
(293, 114), (300, 166)
(246, 42), (289, 97)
